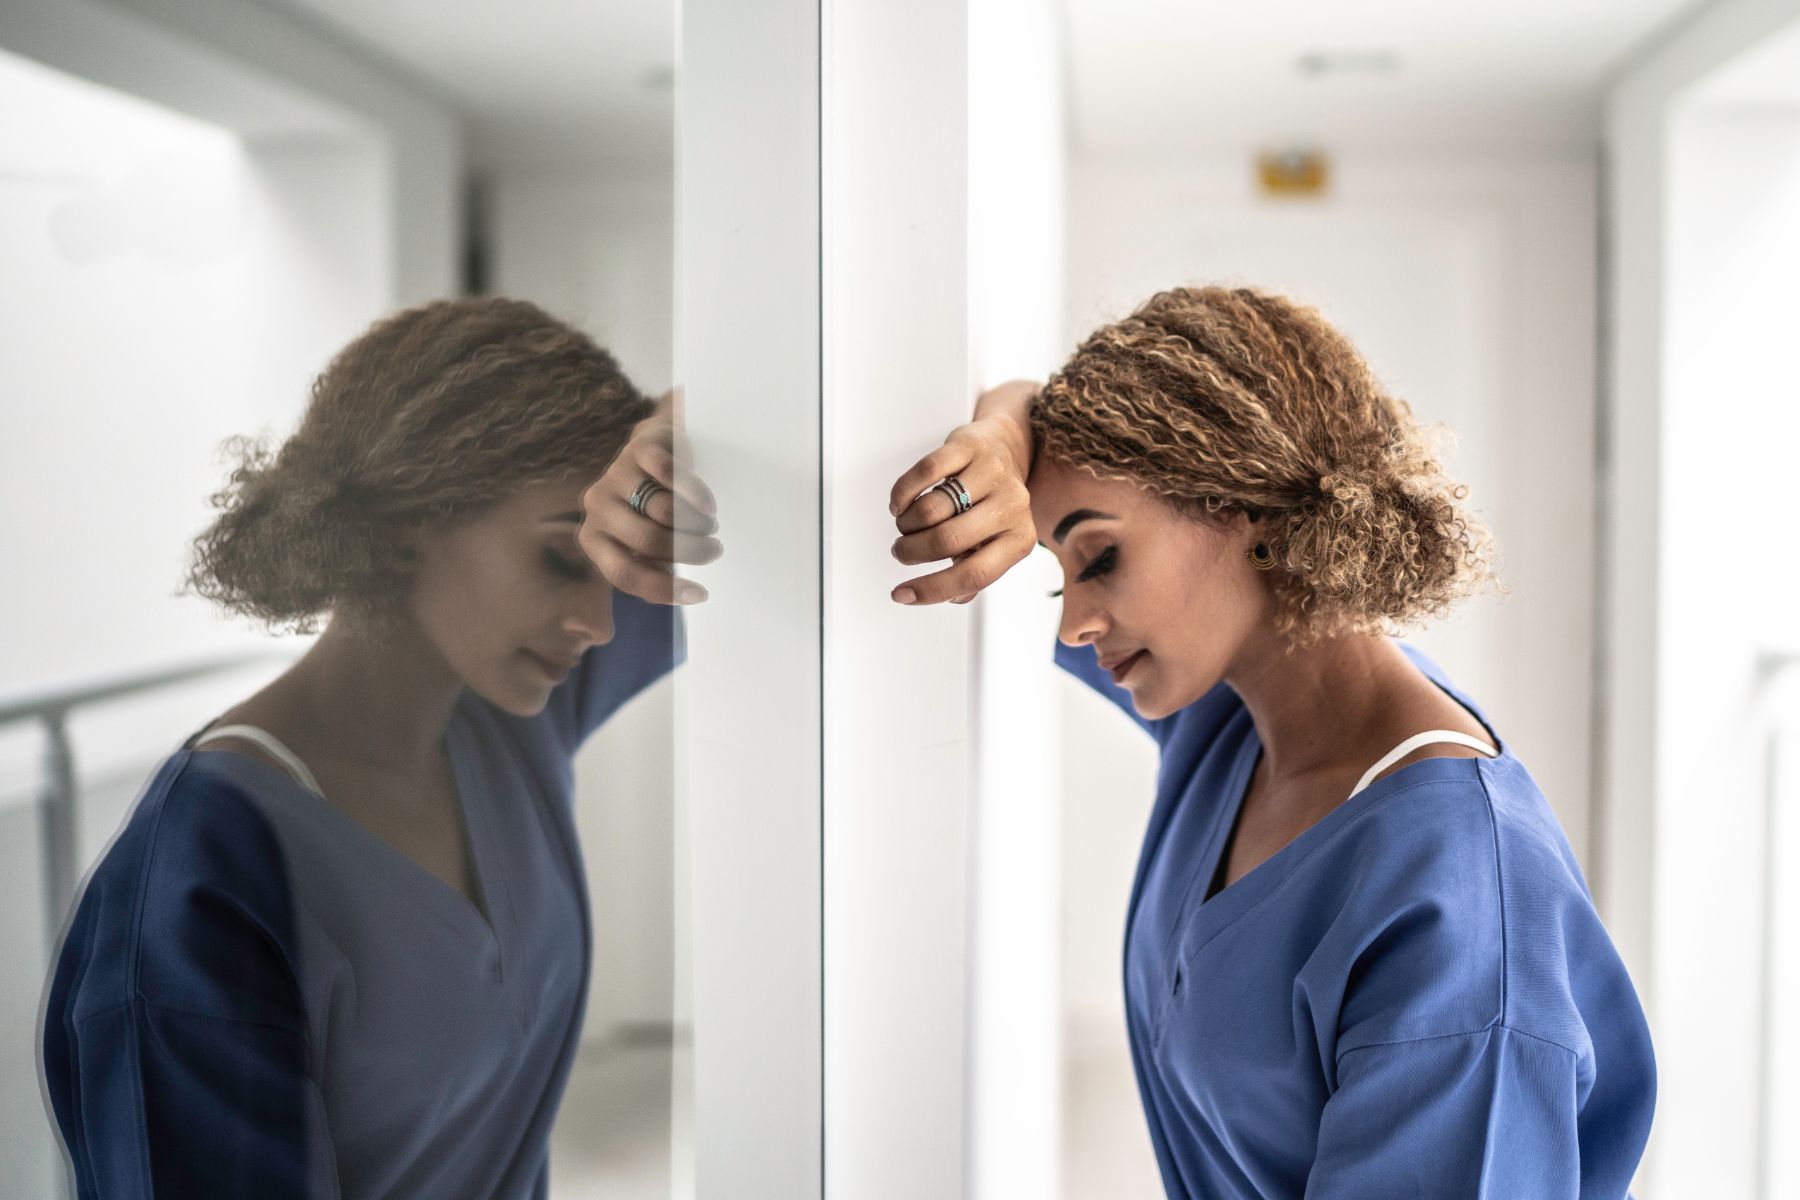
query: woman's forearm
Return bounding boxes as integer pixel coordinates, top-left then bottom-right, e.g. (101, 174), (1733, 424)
(973, 379), (1038, 479)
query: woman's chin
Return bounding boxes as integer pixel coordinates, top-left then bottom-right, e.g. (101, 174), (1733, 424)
(468, 675), (554, 718)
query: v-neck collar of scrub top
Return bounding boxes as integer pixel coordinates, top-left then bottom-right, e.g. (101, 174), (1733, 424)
(183, 697), (510, 972)
(1130, 645), (1510, 971)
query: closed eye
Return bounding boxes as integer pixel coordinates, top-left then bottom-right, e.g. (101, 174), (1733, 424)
(544, 547), (593, 582)
(1048, 545), (1117, 598)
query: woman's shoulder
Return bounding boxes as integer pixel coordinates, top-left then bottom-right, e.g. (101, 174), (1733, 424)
(1319, 755), (1625, 1059)
(1333, 746), (1588, 915)
(54, 750), (306, 1029)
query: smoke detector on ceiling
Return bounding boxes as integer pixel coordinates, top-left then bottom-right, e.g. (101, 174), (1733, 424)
(1295, 50), (1403, 79)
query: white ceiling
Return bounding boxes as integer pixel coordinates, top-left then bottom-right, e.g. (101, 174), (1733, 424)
(1692, 14), (1800, 108)
(264, 1), (1713, 171)
(1061, 0), (1710, 152)
(269, 0), (674, 172)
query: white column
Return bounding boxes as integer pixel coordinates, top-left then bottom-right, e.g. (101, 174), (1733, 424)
(967, 0), (1067, 1195)
(821, 0), (973, 1196)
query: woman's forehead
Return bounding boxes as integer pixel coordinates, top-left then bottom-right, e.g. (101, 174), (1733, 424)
(1030, 458), (1141, 514)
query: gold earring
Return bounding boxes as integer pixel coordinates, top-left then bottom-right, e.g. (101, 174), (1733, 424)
(1246, 542), (1276, 571)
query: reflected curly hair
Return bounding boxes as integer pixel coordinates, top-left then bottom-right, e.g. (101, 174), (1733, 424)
(1031, 286), (1497, 647)
(185, 295), (652, 636)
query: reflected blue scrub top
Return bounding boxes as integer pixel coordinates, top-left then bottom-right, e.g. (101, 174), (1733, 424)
(1055, 639), (1656, 1199)
(43, 594), (683, 1199)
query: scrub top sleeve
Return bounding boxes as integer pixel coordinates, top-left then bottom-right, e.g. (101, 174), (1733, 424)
(1305, 1026), (1585, 1199)
(1052, 639), (1168, 743)
(65, 1002), (340, 1198)
(47, 773), (340, 1197)
(563, 591), (687, 750)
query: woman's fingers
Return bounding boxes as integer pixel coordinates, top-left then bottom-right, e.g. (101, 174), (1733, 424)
(631, 435), (718, 521)
(887, 420), (1037, 604)
(893, 450), (1009, 535)
(888, 441), (977, 519)
(603, 490), (724, 565)
(638, 483), (718, 535)
(891, 485), (1019, 566)
(580, 427), (724, 601)
(578, 527), (708, 605)
(891, 531), (1033, 605)
(609, 470), (718, 536)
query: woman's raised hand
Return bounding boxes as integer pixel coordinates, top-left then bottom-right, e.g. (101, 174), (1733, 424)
(579, 388), (723, 604)
(887, 380), (1040, 605)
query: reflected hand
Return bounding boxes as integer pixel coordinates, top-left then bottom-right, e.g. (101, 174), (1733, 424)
(887, 391), (1037, 605)
(578, 388), (722, 604)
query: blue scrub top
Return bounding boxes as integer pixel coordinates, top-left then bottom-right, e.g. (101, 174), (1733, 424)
(43, 593), (683, 1199)
(1055, 638), (1656, 1199)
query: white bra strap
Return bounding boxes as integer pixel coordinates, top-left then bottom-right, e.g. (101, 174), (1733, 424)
(193, 723), (324, 796)
(1349, 729), (1497, 799)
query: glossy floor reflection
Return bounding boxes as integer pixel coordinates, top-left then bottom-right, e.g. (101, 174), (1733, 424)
(550, 1036), (687, 1199)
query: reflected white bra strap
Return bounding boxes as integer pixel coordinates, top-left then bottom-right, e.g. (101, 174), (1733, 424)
(1348, 729), (1497, 800)
(193, 723), (324, 797)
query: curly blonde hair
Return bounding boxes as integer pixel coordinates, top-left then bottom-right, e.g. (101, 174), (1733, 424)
(1032, 286), (1496, 646)
(185, 295), (652, 636)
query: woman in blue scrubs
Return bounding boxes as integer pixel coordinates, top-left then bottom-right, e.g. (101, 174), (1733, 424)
(42, 297), (717, 1197)
(887, 286), (1655, 1197)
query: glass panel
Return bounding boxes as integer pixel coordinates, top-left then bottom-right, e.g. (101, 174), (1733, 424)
(0, 2), (771, 1194)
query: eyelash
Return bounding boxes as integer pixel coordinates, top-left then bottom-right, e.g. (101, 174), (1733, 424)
(1048, 545), (1116, 598)
(544, 547), (592, 582)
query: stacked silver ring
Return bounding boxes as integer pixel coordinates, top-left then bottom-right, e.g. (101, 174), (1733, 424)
(628, 477), (669, 516)
(931, 475), (973, 515)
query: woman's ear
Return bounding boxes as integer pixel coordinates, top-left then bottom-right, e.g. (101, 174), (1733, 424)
(393, 521), (430, 572)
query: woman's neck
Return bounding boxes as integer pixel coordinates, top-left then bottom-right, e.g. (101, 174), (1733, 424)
(269, 615), (466, 773)
(1223, 631), (1419, 781)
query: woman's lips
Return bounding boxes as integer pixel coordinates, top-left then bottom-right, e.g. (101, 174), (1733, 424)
(1110, 649), (1146, 684)
(523, 649), (576, 682)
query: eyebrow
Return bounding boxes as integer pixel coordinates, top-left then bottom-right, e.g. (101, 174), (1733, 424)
(540, 511), (584, 525)
(1040, 508), (1118, 549)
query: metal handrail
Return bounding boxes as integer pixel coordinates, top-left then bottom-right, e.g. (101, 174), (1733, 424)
(1752, 650), (1800, 1200)
(0, 652), (283, 728)
(4, 651), (288, 955)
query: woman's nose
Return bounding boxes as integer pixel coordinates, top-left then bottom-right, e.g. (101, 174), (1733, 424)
(1056, 597), (1105, 649)
(565, 582), (616, 647)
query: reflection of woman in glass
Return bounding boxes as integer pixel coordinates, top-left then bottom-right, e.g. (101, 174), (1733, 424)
(43, 297), (718, 1197)
(889, 287), (1655, 1196)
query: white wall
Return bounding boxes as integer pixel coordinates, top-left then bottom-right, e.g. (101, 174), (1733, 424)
(1605, 2), (1800, 1195)
(1604, 4), (1800, 1192)
(1661, 99), (1800, 1199)
(0, 0), (459, 780)
(0, 44), (387, 709)
(489, 173), (674, 395)
(1, 0), (461, 305)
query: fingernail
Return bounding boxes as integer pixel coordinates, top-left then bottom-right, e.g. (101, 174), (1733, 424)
(678, 584), (707, 603)
(889, 500), (900, 517)
(892, 586), (916, 604)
